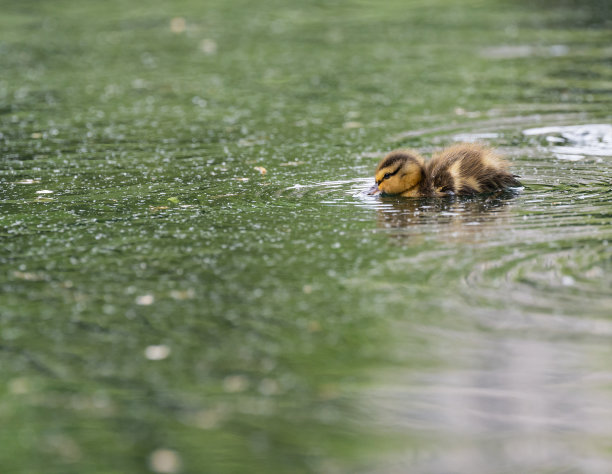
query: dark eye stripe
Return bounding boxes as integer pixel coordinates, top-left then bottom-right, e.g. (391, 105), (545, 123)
(377, 166), (401, 185)
(384, 167), (401, 179)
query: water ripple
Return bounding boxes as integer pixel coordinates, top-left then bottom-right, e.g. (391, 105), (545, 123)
(523, 123), (612, 159)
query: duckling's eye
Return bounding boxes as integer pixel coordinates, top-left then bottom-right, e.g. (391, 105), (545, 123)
(383, 173), (391, 180)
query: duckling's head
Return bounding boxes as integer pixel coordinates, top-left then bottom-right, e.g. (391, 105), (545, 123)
(374, 150), (425, 196)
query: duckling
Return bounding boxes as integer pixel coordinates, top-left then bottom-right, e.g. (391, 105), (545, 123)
(371, 143), (521, 197)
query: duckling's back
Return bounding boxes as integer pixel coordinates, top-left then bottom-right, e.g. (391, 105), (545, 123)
(424, 143), (521, 196)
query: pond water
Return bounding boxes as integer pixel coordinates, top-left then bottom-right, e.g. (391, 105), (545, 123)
(1, 0), (611, 472)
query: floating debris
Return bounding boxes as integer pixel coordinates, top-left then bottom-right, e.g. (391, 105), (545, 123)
(307, 321), (321, 333)
(13, 271), (44, 281)
(562, 276), (576, 287)
(343, 121), (363, 129)
(136, 294), (154, 305)
(279, 161), (305, 167)
(211, 193), (239, 199)
(15, 178), (40, 184)
(149, 449), (182, 474)
(254, 166), (267, 175)
(258, 378), (279, 396)
(170, 289), (195, 300)
(454, 108), (482, 118)
(145, 345), (171, 361)
(35, 189), (54, 194)
(480, 44), (569, 59)
(199, 38), (217, 55)
(44, 434), (81, 462)
(170, 17), (186, 34)
(193, 409), (223, 430)
(238, 138), (256, 147)
(8, 377), (30, 395)
(223, 375), (249, 393)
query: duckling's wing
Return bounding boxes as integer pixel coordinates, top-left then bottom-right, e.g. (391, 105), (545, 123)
(426, 151), (461, 195)
(432, 144), (521, 195)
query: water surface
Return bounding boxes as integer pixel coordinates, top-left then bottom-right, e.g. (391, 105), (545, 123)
(1, 0), (611, 472)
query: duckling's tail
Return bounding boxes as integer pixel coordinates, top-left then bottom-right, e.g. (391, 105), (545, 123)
(510, 174), (523, 187)
(479, 172), (522, 193)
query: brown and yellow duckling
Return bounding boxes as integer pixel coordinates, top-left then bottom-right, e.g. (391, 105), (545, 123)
(370, 143), (521, 197)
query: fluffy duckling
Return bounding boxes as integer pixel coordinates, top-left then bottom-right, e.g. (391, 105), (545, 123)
(371, 143), (521, 197)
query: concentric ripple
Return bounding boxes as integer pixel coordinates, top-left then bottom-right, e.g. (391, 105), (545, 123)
(321, 118), (612, 471)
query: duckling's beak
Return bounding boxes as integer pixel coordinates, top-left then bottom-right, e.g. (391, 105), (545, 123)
(367, 183), (381, 195)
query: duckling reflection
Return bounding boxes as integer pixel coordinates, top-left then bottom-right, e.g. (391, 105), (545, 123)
(375, 191), (517, 244)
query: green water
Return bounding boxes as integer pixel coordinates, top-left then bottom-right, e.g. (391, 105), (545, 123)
(1, 0), (611, 472)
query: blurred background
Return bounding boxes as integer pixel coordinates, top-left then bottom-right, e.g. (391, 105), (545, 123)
(1, 0), (611, 473)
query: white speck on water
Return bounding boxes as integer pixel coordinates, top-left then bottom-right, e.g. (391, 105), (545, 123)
(258, 378), (279, 396)
(480, 45), (533, 59)
(193, 409), (223, 429)
(149, 449), (182, 473)
(200, 38), (217, 55)
(549, 44), (569, 56)
(131, 78), (147, 89)
(8, 377), (30, 395)
(170, 17), (186, 34)
(136, 294), (154, 305)
(561, 276), (575, 287)
(223, 375), (249, 393)
(145, 345), (171, 360)
(480, 44), (569, 59)
(36, 189), (54, 194)
(169, 289), (194, 300)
